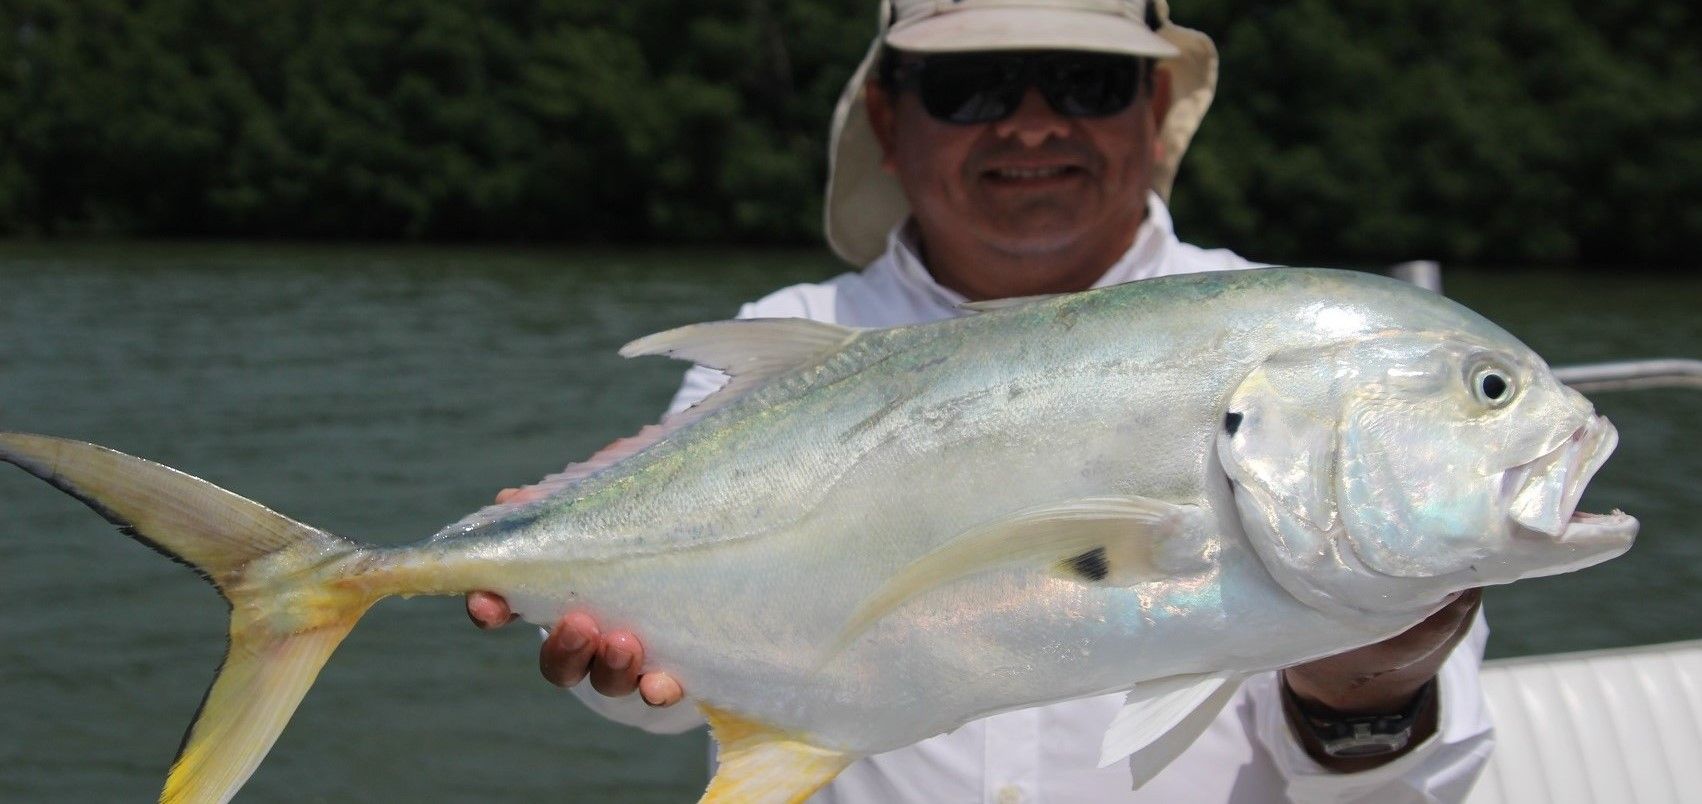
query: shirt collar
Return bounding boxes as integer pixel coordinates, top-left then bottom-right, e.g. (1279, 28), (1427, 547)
(882, 191), (1177, 306)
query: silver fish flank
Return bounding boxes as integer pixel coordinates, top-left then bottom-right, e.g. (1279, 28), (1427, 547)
(0, 267), (1636, 803)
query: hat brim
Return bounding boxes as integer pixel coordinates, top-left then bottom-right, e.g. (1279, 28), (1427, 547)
(886, 8), (1180, 58)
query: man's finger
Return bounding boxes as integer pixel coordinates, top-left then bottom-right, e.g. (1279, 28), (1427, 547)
(639, 672), (684, 707)
(466, 591), (518, 630)
(589, 629), (645, 697)
(495, 487), (521, 503)
(540, 612), (601, 688)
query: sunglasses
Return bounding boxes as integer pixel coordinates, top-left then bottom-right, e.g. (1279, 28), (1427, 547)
(883, 50), (1150, 125)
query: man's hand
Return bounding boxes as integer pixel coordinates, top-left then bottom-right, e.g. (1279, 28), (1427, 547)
(465, 485), (683, 708)
(1281, 589), (1484, 771)
(466, 591), (684, 706)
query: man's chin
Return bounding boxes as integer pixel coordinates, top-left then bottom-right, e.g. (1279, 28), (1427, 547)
(975, 217), (1096, 257)
(966, 200), (1091, 244)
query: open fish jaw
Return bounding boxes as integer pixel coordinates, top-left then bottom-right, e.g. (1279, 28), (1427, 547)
(1508, 415), (1633, 545)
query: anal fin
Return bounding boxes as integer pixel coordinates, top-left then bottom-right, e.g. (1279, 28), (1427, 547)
(1100, 672), (1245, 788)
(700, 704), (855, 804)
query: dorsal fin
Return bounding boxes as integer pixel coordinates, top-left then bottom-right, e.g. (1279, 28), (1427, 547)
(432, 318), (858, 540)
(430, 424), (677, 540)
(499, 423), (672, 503)
(620, 317), (859, 427)
(620, 317), (857, 377)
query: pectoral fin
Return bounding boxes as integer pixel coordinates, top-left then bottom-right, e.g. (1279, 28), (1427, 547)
(1099, 672), (1244, 788)
(823, 497), (1213, 663)
(700, 704), (855, 804)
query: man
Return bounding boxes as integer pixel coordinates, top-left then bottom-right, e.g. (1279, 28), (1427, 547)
(470, 1), (1494, 800)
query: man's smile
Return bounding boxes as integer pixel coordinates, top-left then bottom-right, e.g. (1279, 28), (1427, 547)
(982, 164), (1088, 186)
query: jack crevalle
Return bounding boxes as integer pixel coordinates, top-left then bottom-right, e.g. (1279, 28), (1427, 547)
(0, 268), (1636, 803)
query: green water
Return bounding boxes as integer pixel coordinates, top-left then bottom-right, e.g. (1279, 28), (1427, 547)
(0, 243), (1697, 802)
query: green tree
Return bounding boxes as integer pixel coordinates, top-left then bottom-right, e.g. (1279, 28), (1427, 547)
(1173, 0), (1701, 264)
(1, 1), (1695, 265)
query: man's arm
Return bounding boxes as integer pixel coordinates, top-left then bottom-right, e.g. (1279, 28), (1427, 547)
(1281, 589), (1483, 771)
(1246, 594), (1494, 803)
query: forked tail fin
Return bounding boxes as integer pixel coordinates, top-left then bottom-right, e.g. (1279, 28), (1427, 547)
(0, 433), (380, 804)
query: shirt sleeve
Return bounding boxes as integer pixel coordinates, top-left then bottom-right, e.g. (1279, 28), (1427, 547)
(1249, 610), (1495, 803)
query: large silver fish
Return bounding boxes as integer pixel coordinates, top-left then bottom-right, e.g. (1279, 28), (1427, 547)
(0, 268), (1636, 803)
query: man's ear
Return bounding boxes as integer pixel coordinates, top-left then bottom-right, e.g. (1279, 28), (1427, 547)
(864, 80), (899, 173)
(1148, 66), (1173, 163)
(1149, 65), (1173, 130)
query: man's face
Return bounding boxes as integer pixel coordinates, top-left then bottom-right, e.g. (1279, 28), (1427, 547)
(867, 51), (1173, 261)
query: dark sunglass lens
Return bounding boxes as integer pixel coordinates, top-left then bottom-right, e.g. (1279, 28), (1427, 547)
(1038, 53), (1140, 117)
(918, 55), (1024, 124)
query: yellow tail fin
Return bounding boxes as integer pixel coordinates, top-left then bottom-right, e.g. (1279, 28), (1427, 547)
(162, 617), (367, 804)
(0, 433), (378, 804)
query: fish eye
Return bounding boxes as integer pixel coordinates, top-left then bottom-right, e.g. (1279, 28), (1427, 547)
(1471, 365), (1515, 407)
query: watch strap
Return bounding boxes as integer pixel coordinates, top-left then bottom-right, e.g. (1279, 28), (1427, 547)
(1282, 675), (1437, 759)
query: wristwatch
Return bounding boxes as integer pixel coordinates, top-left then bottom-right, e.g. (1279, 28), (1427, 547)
(1281, 676), (1437, 759)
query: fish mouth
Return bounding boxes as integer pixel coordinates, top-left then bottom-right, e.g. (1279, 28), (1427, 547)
(1504, 415), (1637, 547)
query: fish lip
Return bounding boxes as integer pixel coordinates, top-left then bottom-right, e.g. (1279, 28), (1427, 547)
(1505, 415), (1634, 545)
(1552, 508), (1640, 543)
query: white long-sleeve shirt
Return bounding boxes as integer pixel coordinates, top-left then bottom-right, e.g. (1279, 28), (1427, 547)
(574, 195), (1495, 802)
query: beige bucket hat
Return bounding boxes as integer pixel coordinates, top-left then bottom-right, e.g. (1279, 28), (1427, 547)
(824, 0), (1219, 265)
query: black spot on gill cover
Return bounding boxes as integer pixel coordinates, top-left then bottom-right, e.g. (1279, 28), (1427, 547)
(1224, 411), (1243, 436)
(1065, 546), (1110, 582)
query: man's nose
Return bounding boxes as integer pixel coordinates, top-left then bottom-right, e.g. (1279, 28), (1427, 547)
(992, 87), (1070, 147)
